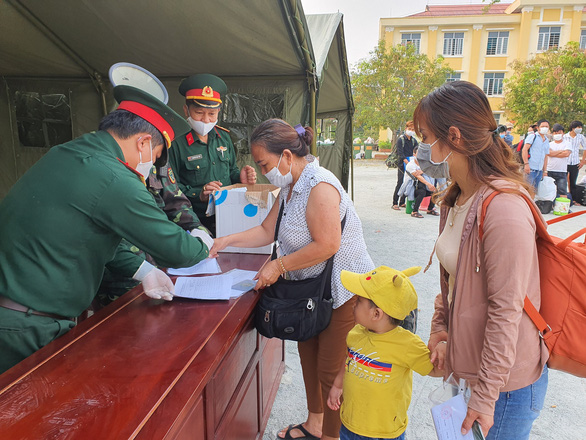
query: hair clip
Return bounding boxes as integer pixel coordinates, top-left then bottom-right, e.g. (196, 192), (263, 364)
(294, 124), (306, 138)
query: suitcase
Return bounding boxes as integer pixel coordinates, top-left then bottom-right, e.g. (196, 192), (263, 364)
(576, 184), (586, 205)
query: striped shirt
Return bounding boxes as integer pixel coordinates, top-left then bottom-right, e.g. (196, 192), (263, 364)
(563, 132), (586, 165)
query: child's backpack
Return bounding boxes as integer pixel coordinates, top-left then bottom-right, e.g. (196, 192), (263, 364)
(480, 192), (586, 377)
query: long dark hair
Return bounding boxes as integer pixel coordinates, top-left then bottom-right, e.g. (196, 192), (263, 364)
(250, 119), (313, 157)
(413, 81), (533, 206)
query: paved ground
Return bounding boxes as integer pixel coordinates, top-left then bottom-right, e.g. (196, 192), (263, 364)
(264, 160), (586, 440)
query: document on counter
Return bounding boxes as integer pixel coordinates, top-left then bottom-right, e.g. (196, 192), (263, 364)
(225, 269), (259, 298)
(431, 394), (476, 440)
(167, 258), (222, 276)
(174, 274), (233, 300)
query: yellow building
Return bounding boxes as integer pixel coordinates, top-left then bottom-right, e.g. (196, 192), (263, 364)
(379, 0), (586, 137)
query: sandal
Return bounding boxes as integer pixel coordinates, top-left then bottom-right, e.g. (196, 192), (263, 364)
(279, 423), (320, 439)
(427, 210), (439, 216)
(400, 203), (406, 208)
(411, 212), (423, 218)
(392, 205), (401, 211)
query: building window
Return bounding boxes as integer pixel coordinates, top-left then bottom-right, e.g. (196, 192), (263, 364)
(14, 91), (72, 148)
(401, 33), (421, 54)
(537, 26), (561, 51)
(493, 113), (501, 125)
(443, 32), (464, 56)
(483, 73), (505, 96)
(486, 31), (509, 55)
(580, 30), (586, 50)
(446, 73), (461, 83)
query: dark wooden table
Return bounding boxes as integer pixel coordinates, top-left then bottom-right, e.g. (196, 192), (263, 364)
(0, 253), (285, 440)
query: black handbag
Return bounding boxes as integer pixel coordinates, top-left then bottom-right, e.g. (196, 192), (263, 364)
(254, 202), (346, 341)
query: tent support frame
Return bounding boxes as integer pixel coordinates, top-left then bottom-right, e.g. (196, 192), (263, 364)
(7, 0), (108, 116)
(287, 0), (318, 155)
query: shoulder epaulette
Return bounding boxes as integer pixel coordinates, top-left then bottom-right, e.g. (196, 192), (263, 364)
(216, 125), (230, 133)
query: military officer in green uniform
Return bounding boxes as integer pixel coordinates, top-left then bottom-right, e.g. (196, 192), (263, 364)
(168, 74), (257, 233)
(0, 85), (212, 374)
(97, 163), (212, 306)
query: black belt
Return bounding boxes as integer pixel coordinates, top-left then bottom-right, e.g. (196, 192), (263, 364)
(0, 296), (75, 321)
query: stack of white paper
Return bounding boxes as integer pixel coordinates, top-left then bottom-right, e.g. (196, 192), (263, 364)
(173, 269), (259, 301)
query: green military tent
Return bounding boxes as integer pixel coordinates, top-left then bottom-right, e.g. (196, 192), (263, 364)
(0, 0), (353, 199)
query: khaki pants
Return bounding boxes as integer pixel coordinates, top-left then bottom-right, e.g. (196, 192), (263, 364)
(298, 296), (356, 438)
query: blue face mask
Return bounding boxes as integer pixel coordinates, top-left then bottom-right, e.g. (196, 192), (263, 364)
(499, 133), (505, 138)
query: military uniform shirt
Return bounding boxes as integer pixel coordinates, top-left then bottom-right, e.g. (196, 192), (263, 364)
(168, 127), (240, 217)
(0, 130), (208, 317)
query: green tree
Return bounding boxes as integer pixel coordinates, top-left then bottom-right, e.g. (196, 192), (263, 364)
(351, 41), (453, 139)
(503, 42), (586, 131)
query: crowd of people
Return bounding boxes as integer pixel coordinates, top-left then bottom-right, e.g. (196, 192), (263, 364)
(0, 76), (565, 440)
(392, 116), (586, 220)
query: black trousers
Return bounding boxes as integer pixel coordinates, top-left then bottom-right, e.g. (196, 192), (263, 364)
(393, 167), (405, 206)
(414, 181), (435, 212)
(567, 164), (580, 202)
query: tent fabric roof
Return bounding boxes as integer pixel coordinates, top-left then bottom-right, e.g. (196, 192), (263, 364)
(409, 3), (513, 17)
(306, 13), (353, 115)
(0, 0), (310, 79)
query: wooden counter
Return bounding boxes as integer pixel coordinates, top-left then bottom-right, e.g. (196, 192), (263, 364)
(0, 253), (285, 440)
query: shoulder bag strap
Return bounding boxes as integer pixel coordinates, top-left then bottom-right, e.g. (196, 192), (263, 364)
(479, 191), (551, 335)
(271, 201), (285, 261)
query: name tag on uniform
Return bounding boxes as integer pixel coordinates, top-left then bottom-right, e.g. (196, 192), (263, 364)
(187, 154), (203, 161)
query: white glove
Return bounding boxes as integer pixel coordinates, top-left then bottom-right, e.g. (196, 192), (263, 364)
(190, 228), (214, 252)
(132, 261), (174, 301)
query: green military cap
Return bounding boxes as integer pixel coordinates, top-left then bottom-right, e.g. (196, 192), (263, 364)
(114, 85), (190, 149)
(179, 74), (227, 108)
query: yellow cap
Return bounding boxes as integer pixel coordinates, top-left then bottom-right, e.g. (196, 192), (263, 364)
(341, 266), (421, 320)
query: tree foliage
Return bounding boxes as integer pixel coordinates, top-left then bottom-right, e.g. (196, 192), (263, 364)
(351, 41), (453, 138)
(503, 42), (586, 132)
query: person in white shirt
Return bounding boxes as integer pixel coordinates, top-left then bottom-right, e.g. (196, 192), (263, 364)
(563, 121), (586, 204)
(405, 146), (438, 218)
(547, 123), (572, 197)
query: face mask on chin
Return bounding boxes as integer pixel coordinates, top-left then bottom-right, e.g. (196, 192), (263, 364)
(188, 117), (217, 136)
(136, 138), (154, 178)
(265, 153), (293, 188)
(416, 139), (452, 179)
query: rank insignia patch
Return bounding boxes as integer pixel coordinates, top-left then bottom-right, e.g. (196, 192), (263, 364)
(168, 167), (176, 184)
(186, 132), (195, 145)
(217, 146), (227, 158)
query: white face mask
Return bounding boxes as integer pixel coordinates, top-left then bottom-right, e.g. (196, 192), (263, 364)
(553, 134), (563, 141)
(575, 128), (582, 134)
(539, 127), (549, 135)
(265, 153), (293, 188)
(136, 138), (154, 178)
(405, 129), (415, 137)
(188, 117), (217, 136)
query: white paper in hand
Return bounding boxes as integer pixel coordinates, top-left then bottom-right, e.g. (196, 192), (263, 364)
(431, 394), (474, 440)
(167, 258), (221, 276)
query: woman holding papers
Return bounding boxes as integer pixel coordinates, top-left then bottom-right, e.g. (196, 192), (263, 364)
(416, 81), (549, 439)
(210, 119), (374, 440)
